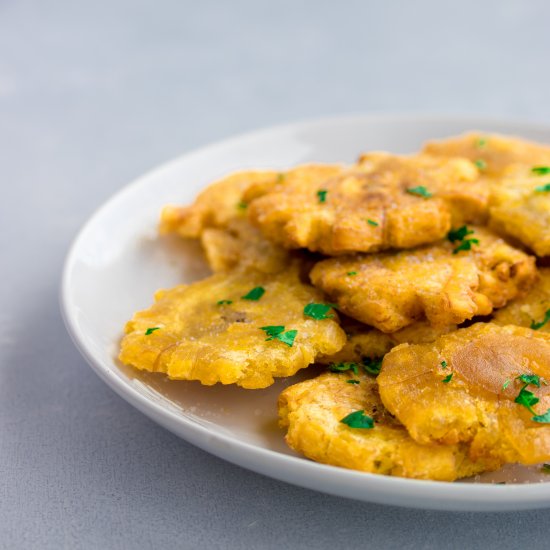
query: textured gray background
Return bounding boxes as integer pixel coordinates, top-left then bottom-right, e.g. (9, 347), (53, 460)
(2, 0), (550, 548)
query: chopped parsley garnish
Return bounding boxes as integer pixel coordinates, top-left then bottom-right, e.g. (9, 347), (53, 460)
(441, 360), (448, 369)
(541, 463), (550, 473)
(502, 379), (511, 390)
(476, 137), (487, 148)
(406, 186), (432, 198)
(448, 225), (474, 243)
(237, 201), (248, 210)
(530, 309), (550, 330)
(532, 166), (550, 175)
(347, 379), (360, 385)
(303, 303), (334, 320)
(532, 409), (550, 424)
(317, 189), (328, 203)
(366, 219), (379, 227)
(453, 238), (479, 254)
(329, 362), (359, 375)
(242, 286), (265, 301)
(260, 325), (297, 347)
(535, 183), (550, 193)
(347, 271), (357, 276)
(474, 159), (487, 170)
(442, 373), (453, 384)
(340, 410), (374, 429)
(516, 373), (543, 388)
(217, 299), (233, 305)
(514, 386), (539, 415)
(362, 357), (383, 376)
(144, 327), (160, 335)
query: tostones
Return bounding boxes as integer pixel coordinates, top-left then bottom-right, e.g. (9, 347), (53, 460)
(119, 267), (346, 389)
(278, 371), (496, 480)
(310, 227), (537, 332)
(493, 268), (550, 331)
(378, 323), (550, 465)
(248, 152), (487, 255)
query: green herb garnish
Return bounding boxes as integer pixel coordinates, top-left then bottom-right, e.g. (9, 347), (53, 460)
(145, 327), (160, 335)
(242, 286), (265, 301)
(362, 357), (383, 376)
(533, 409), (550, 424)
(303, 303), (334, 320)
(476, 137), (487, 148)
(514, 386), (540, 415)
(366, 219), (379, 227)
(516, 374), (543, 388)
(502, 379), (511, 390)
(535, 183), (550, 193)
(237, 201), (248, 210)
(448, 225), (474, 243)
(260, 325), (297, 347)
(474, 159), (487, 170)
(217, 299), (233, 305)
(532, 166), (550, 175)
(347, 379), (360, 385)
(329, 362), (359, 375)
(317, 189), (328, 203)
(442, 373), (453, 384)
(453, 238), (480, 254)
(347, 271), (357, 276)
(340, 410), (374, 429)
(406, 186), (432, 198)
(441, 360), (448, 369)
(531, 309), (550, 330)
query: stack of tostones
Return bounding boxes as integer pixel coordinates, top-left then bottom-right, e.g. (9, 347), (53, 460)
(119, 132), (550, 481)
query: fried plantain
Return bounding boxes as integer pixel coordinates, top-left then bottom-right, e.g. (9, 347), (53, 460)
(279, 371), (496, 480)
(119, 267), (346, 389)
(310, 227), (537, 333)
(378, 323), (550, 465)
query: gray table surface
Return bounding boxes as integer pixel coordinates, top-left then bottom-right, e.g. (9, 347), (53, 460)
(2, 0), (550, 548)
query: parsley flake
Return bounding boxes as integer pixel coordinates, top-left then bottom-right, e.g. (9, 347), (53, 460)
(260, 325), (297, 347)
(535, 183), (550, 193)
(502, 379), (511, 390)
(442, 373), (453, 383)
(514, 386), (539, 415)
(347, 271), (357, 276)
(453, 238), (480, 254)
(476, 137), (487, 148)
(237, 201), (248, 210)
(329, 362), (359, 375)
(366, 219), (379, 227)
(303, 303), (334, 320)
(145, 327), (160, 335)
(532, 166), (550, 176)
(441, 360), (448, 369)
(474, 159), (487, 171)
(531, 309), (550, 330)
(242, 286), (265, 301)
(406, 186), (432, 198)
(317, 189), (328, 203)
(533, 409), (550, 424)
(362, 357), (383, 376)
(340, 410), (374, 429)
(516, 373), (543, 388)
(346, 379), (360, 385)
(217, 299), (233, 305)
(541, 463), (550, 473)
(448, 225), (474, 243)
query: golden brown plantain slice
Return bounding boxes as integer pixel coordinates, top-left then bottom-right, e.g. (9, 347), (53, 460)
(488, 167), (550, 257)
(493, 268), (550, 331)
(378, 323), (550, 465)
(310, 227), (537, 333)
(278, 371), (497, 480)
(248, 152), (486, 255)
(423, 132), (550, 178)
(200, 218), (291, 274)
(160, 170), (280, 238)
(119, 266), (346, 389)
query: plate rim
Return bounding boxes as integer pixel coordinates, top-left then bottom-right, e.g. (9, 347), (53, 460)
(60, 112), (550, 511)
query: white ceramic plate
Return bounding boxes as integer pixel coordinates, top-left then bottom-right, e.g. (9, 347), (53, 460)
(61, 114), (550, 511)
